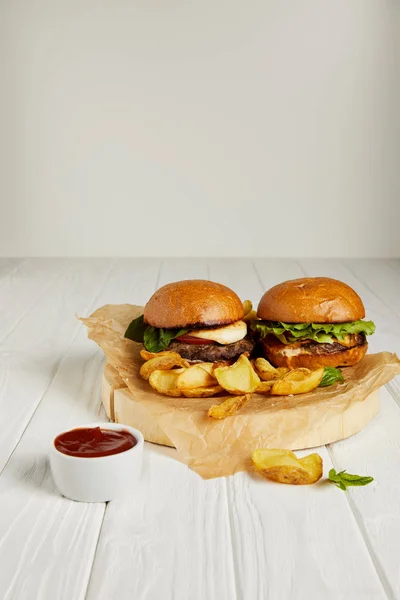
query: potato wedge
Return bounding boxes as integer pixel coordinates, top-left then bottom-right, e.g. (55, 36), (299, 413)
(176, 365), (217, 390)
(242, 299), (253, 316)
(214, 354), (260, 394)
(254, 358), (277, 381)
(254, 359), (289, 381)
(271, 367), (324, 395)
(140, 349), (173, 361)
(148, 370), (182, 397)
(283, 368), (312, 380)
(139, 353), (190, 381)
(252, 448), (323, 485)
(243, 310), (257, 323)
(255, 357), (275, 372)
(208, 394), (250, 419)
(256, 381), (274, 394)
(242, 301), (257, 322)
(197, 363), (215, 375)
(212, 360), (233, 370)
(276, 367), (290, 378)
(183, 385), (223, 398)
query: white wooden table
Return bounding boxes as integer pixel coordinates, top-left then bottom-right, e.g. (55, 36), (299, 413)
(0, 258), (399, 600)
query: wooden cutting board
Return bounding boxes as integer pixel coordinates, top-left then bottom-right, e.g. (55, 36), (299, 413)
(102, 364), (174, 446)
(101, 363), (380, 449)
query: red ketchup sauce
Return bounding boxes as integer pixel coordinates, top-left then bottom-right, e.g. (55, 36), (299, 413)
(54, 427), (137, 458)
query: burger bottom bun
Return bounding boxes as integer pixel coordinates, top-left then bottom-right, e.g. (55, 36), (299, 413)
(260, 338), (368, 369)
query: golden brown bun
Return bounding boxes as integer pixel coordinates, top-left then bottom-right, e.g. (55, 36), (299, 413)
(257, 277), (365, 323)
(260, 338), (368, 369)
(144, 280), (244, 329)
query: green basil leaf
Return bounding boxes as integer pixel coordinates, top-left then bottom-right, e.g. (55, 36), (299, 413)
(143, 326), (162, 352)
(124, 314), (147, 342)
(251, 320), (375, 345)
(337, 471), (374, 486)
(328, 469), (340, 482)
(319, 367), (344, 387)
(328, 468), (374, 491)
(143, 326), (188, 352)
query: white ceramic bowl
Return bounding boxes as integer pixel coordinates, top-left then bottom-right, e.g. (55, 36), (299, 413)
(49, 422), (144, 502)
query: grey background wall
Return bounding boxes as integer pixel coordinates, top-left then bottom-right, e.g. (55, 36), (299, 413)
(0, 1), (399, 257)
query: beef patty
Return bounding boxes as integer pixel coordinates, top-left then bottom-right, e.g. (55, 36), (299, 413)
(261, 333), (365, 354)
(284, 333), (365, 355)
(168, 336), (255, 362)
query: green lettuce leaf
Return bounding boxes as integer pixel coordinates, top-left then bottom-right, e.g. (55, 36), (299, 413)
(124, 315), (188, 352)
(251, 319), (375, 344)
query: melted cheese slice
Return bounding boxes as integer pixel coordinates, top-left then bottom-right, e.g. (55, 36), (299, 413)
(335, 334), (357, 348)
(187, 320), (247, 345)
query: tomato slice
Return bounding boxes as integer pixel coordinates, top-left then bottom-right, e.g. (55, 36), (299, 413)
(175, 335), (215, 345)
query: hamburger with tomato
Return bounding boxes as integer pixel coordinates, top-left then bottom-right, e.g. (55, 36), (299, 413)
(252, 277), (375, 369)
(124, 279), (255, 362)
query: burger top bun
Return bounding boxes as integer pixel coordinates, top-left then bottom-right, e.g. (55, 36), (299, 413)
(144, 279), (244, 329)
(257, 277), (365, 324)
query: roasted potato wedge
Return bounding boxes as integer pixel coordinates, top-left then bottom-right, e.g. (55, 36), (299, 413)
(148, 370), (182, 397)
(208, 394), (250, 419)
(183, 385), (223, 398)
(197, 363), (215, 375)
(271, 367), (324, 395)
(212, 360), (233, 370)
(276, 367), (290, 378)
(254, 358), (277, 381)
(139, 353), (190, 381)
(252, 448), (323, 485)
(140, 349), (174, 361)
(256, 381), (274, 394)
(242, 300), (257, 322)
(242, 299), (253, 316)
(254, 358), (289, 381)
(214, 354), (260, 394)
(243, 310), (257, 323)
(255, 357), (275, 372)
(283, 368), (312, 380)
(176, 365), (217, 390)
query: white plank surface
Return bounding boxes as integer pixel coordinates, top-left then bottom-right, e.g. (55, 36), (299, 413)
(0, 258), (69, 340)
(213, 259), (387, 599)
(0, 258), (113, 472)
(0, 259), (160, 600)
(86, 259), (237, 600)
(298, 258), (400, 599)
(0, 258), (399, 600)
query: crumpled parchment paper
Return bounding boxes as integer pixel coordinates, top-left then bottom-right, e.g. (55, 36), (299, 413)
(81, 304), (400, 479)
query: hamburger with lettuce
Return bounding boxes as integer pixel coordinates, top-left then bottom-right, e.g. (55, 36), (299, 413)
(252, 277), (375, 369)
(124, 279), (255, 362)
